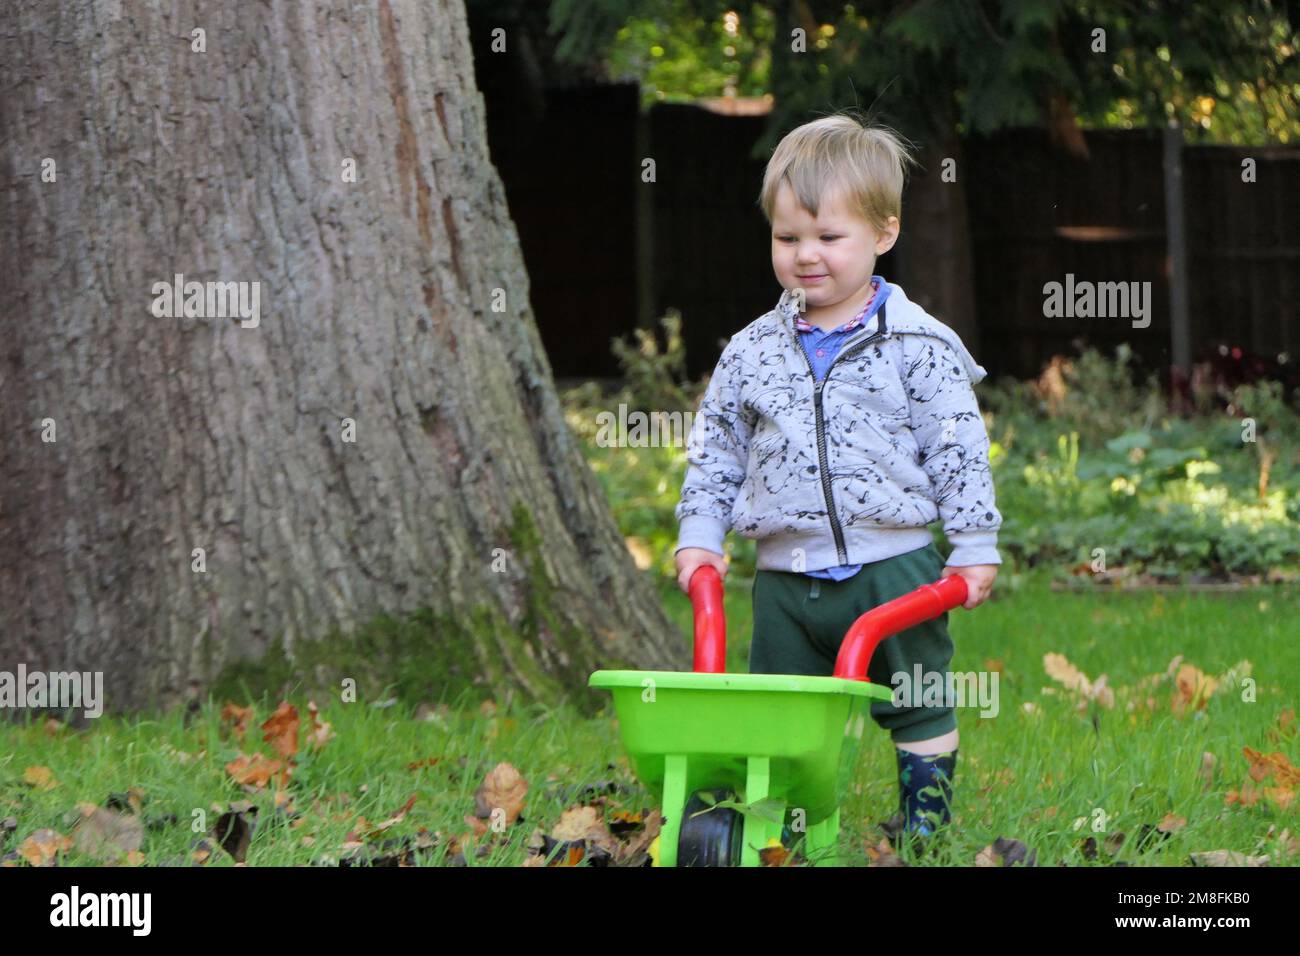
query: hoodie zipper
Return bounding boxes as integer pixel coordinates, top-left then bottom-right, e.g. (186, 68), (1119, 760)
(792, 320), (888, 565)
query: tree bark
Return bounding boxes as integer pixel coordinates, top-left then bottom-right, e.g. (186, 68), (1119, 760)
(0, 0), (680, 717)
(899, 129), (980, 354)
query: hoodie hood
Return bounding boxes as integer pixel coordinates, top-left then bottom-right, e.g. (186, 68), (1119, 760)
(775, 281), (988, 384)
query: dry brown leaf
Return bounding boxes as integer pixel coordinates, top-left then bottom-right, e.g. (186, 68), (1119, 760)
(473, 762), (528, 825)
(974, 837), (1037, 867)
(1156, 812), (1187, 833)
(1242, 747), (1300, 787)
(866, 837), (905, 867)
(1189, 850), (1269, 867)
(551, 805), (619, 859)
(363, 795), (418, 837)
(70, 804), (145, 861)
(220, 703), (254, 742)
(1263, 788), (1295, 811)
(974, 844), (1000, 867)
(18, 828), (74, 866)
(261, 701), (300, 760)
(225, 753), (284, 789)
(22, 766), (58, 791)
(1171, 663), (1217, 715)
(306, 700), (334, 750)
(759, 840), (794, 866)
(1043, 653), (1113, 708)
(1043, 653), (1089, 693)
(610, 809), (663, 866)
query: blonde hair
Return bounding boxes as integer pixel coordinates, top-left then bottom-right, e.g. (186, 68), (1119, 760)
(759, 113), (916, 233)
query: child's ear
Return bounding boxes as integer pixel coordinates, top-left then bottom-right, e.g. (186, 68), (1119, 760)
(875, 216), (901, 254)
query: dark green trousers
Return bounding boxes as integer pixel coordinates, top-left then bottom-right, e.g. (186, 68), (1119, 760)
(748, 543), (957, 744)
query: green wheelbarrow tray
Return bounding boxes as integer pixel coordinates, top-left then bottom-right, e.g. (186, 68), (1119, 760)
(589, 566), (968, 867)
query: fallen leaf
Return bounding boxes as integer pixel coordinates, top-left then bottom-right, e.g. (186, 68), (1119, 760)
(473, 762), (528, 826)
(759, 839), (794, 866)
(1171, 663), (1217, 716)
(362, 795), (419, 837)
(866, 837), (906, 867)
(225, 753), (284, 789)
(1043, 653), (1089, 693)
(191, 837), (216, 865)
(1043, 653), (1113, 708)
(220, 703), (254, 742)
(261, 701), (300, 760)
(22, 766), (58, 791)
(610, 809), (662, 867)
(975, 836), (1037, 867)
(213, 810), (254, 863)
(551, 805), (619, 862)
(1189, 850), (1268, 867)
(306, 700), (334, 750)
(18, 828), (73, 867)
(70, 804), (144, 861)
(1242, 747), (1300, 787)
(1156, 813), (1187, 833)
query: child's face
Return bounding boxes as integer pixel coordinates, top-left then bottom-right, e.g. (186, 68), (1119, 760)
(770, 180), (899, 315)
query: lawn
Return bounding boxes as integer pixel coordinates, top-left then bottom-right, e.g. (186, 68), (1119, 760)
(4, 566), (1296, 867)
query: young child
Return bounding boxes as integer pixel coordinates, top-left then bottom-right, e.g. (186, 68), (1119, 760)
(673, 114), (1002, 845)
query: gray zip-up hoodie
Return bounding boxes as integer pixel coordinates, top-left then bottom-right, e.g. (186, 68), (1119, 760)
(674, 281), (1002, 571)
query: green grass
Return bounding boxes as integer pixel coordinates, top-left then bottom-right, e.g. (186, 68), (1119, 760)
(4, 569), (1297, 867)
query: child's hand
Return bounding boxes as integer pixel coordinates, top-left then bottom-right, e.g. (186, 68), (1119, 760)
(676, 548), (728, 595)
(940, 564), (998, 609)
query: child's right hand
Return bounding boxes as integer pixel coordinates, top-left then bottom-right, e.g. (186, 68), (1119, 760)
(675, 548), (729, 594)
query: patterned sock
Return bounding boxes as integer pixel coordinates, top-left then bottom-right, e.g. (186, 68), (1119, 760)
(895, 746), (958, 836)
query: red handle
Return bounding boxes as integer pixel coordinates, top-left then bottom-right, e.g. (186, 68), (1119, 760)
(687, 565), (727, 673)
(833, 575), (968, 680)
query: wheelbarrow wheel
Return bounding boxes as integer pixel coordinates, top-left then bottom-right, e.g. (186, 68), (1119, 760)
(678, 788), (743, 867)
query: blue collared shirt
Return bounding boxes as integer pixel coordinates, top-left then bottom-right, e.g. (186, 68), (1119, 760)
(797, 278), (892, 580)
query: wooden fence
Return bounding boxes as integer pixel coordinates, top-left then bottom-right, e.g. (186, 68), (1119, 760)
(483, 83), (1300, 385)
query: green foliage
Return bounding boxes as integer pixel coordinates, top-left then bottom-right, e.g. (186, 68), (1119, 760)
(980, 345), (1300, 577)
(562, 311), (758, 577)
(546, 0), (1300, 146)
(607, 309), (702, 413)
(567, 336), (1300, 580)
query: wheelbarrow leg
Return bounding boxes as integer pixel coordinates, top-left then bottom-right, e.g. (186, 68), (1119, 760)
(659, 754), (687, 867)
(805, 808), (841, 866)
(740, 756), (784, 867)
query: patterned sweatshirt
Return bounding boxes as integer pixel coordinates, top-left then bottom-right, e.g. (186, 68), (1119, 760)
(674, 281), (1003, 572)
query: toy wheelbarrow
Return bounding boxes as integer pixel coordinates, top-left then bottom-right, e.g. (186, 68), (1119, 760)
(588, 567), (967, 866)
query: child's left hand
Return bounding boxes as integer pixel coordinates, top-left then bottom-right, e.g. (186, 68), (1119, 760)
(940, 564), (998, 609)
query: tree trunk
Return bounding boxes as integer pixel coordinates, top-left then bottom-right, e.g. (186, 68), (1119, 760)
(0, 0), (680, 717)
(899, 128), (980, 354)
